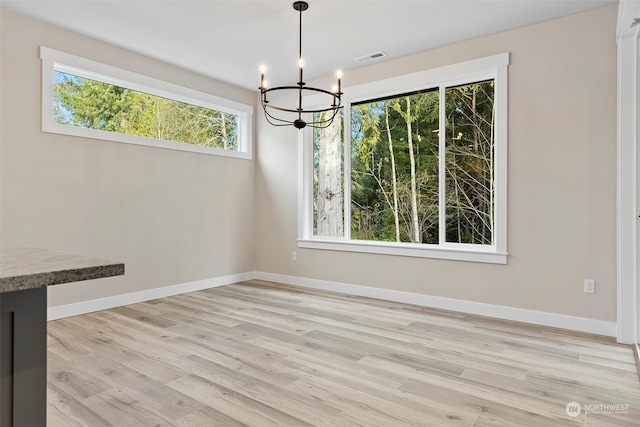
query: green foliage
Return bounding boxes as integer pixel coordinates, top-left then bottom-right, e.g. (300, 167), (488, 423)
(350, 90), (441, 244)
(53, 71), (238, 150)
(316, 80), (495, 245)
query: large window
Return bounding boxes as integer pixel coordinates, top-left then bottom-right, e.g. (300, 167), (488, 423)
(40, 47), (252, 159)
(301, 54), (508, 263)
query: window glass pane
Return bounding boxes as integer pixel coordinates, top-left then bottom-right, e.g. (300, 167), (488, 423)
(444, 80), (495, 244)
(350, 90), (439, 243)
(54, 70), (239, 151)
(313, 109), (344, 237)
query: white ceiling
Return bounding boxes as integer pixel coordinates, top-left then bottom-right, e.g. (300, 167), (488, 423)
(1, 0), (616, 91)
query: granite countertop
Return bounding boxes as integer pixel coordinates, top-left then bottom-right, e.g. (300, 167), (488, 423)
(0, 245), (125, 294)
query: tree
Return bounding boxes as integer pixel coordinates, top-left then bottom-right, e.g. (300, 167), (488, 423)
(315, 80), (494, 246)
(391, 97), (420, 243)
(444, 81), (494, 244)
(53, 71), (238, 150)
(315, 110), (343, 237)
(384, 101), (401, 242)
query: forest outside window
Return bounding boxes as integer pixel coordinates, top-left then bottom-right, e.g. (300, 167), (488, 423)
(300, 54), (508, 263)
(40, 47), (252, 159)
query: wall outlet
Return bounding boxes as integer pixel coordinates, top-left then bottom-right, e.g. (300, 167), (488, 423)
(292, 251), (297, 261)
(584, 279), (595, 294)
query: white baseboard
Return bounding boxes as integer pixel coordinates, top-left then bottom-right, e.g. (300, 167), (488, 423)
(633, 344), (640, 378)
(47, 272), (256, 321)
(48, 270), (617, 338)
(255, 272), (618, 337)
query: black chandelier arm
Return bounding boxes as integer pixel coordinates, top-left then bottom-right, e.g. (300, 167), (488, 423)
(308, 107), (341, 128)
(262, 108), (299, 127)
(261, 102), (341, 130)
(261, 85), (340, 96)
(307, 111), (342, 129)
(262, 102), (342, 115)
(261, 87), (342, 115)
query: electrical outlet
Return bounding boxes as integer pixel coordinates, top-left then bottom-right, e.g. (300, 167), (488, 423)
(292, 252), (297, 261)
(584, 279), (595, 294)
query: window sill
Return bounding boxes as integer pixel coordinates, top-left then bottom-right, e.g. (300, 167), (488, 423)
(297, 239), (507, 264)
(44, 122), (252, 160)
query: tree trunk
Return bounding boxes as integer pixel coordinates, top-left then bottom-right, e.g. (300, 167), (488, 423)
(471, 87), (481, 242)
(405, 97), (420, 243)
(221, 112), (228, 150)
(316, 112), (343, 237)
(155, 100), (162, 140)
(384, 102), (401, 242)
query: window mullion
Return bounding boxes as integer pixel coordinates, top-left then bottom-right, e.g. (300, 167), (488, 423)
(344, 104), (352, 240)
(438, 85), (446, 246)
(300, 127), (312, 240)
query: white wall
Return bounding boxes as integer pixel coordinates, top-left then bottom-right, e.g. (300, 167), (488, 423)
(256, 5), (619, 324)
(0, 10), (257, 307)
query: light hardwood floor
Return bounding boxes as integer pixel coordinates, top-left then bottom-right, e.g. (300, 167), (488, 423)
(47, 280), (640, 426)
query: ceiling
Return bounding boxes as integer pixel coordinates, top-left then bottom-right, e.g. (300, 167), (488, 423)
(1, 0), (616, 91)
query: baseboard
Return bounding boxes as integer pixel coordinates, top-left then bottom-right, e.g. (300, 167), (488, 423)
(255, 272), (618, 337)
(47, 272), (256, 321)
(48, 270), (618, 338)
(633, 344), (640, 381)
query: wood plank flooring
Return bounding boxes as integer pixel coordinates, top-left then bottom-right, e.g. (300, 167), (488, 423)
(47, 280), (640, 426)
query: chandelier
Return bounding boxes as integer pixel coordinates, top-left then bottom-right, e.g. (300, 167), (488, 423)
(259, 1), (342, 130)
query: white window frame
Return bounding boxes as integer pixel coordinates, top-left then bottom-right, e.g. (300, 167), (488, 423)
(299, 53), (509, 264)
(40, 46), (253, 159)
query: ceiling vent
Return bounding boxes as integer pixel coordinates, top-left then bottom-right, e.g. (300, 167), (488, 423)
(355, 51), (387, 63)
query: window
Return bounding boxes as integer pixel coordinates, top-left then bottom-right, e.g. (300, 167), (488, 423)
(300, 54), (508, 263)
(40, 47), (252, 159)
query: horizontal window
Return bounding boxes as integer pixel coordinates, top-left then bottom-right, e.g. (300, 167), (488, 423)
(300, 54), (509, 263)
(40, 47), (253, 159)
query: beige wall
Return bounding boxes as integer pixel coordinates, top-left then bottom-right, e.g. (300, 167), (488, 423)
(0, 10), (256, 307)
(255, 5), (618, 322)
(0, 5), (620, 323)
